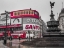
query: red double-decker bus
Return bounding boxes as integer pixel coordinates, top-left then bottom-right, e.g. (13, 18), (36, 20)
(0, 24), (26, 39)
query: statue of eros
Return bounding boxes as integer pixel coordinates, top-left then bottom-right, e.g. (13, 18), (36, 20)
(50, 1), (55, 9)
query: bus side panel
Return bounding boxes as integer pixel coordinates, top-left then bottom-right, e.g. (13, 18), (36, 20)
(20, 33), (26, 39)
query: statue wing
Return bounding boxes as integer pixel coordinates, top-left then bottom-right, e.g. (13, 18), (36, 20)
(50, 1), (51, 4)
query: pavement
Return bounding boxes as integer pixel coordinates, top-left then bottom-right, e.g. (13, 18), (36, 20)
(7, 39), (28, 43)
(6, 39), (31, 48)
(0, 39), (37, 48)
(0, 39), (27, 48)
(0, 40), (9, 48)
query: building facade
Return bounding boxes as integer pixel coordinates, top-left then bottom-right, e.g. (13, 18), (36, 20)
(58, 8), (64, 33)
(0, 9), (46, 38)
(39, 16), (47, 38)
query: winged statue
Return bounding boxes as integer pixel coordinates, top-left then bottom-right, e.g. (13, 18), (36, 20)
(50, 1), (55, 9)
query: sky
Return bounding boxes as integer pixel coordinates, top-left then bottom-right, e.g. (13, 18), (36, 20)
(0, 0), (64, 24)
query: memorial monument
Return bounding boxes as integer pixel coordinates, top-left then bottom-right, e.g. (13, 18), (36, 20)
(44, 1), (61, 37)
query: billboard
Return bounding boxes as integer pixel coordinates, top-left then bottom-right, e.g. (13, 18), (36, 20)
(23, 18), (40, 25)
(23, 24), (40, 31)
(11, 18), (22, 25)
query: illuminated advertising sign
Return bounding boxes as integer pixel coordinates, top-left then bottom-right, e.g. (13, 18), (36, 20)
(23, 18), (40, 24)
(10, 9), (39, 19)
(23, 24), (40, 31)
(11, 18), (22, 25)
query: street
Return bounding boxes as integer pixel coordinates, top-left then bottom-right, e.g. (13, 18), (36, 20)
(6, 39), (35, 48)
(0, 39), (64, 48)
(0, 39), (35, 48)
(0, 40), (9, 48)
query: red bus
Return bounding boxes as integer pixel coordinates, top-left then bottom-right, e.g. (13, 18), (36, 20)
(0, 24), (26, 39)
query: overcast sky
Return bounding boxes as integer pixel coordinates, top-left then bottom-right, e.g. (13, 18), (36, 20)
(0, 0), (64, 23)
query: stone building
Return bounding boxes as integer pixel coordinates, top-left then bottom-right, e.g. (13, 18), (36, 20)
(58, 8), (64, 33)
(39, 16), (47, 37)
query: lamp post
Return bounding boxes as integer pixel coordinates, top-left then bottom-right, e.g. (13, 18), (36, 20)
(9, 18), (13, 41)
(3, 11), (8, 44)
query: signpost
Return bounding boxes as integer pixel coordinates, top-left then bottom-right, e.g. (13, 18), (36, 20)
(3, 11), (8, 44)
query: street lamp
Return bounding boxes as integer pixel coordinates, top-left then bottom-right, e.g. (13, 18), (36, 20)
(3, 10), (8, 44)
(9, 18), (13, 40)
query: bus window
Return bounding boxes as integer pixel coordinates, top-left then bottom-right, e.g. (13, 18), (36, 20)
(22, 11), (24, 15)
(21, 11), (23, 14)
(34, 11), (39, 15)
(11, 28), (13, 31)
(32, 11), (34, 15)
(8, 28), (10, 31)
(25, 11), (28, 14)
(17, 27), (19, 31)
(2, 28), (4, 31)
(19, 27), (21, 30)
(14, 28), (16, 31)
(15, 27), (19, 31)
(30, 11), (34, 15)
(0, 28), (5, 31)
(23, 11), (25, 15)
(4, 28), (5, 31)
(13, 12), (18, 16)
(34, 12), (37, 14)
(28, 10), (30, 14)
(18, 12), (20, 16)
(13, 27), (15, 31)
(0, 28), (2, 31)
(19, 11), (21, 15)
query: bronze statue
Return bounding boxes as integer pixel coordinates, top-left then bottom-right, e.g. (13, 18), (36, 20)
(50, 1), (55, 9)
(50, 1), (55, 21)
